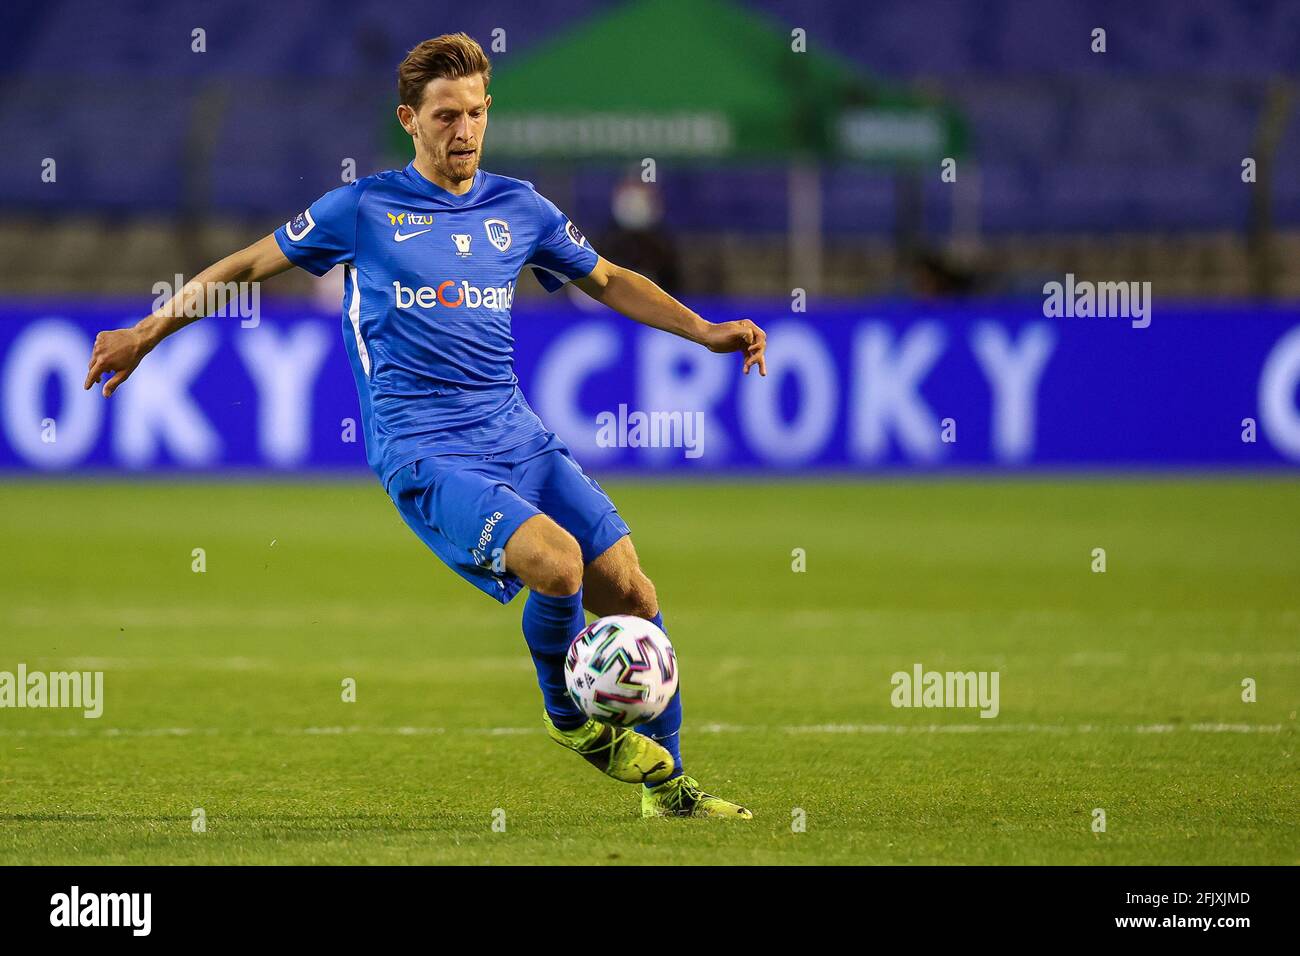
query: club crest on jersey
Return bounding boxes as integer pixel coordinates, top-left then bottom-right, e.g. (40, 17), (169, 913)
(483, 218), (511, 252)
(285, 209), (316, 241)
(451, 233), (472, 257)
(564, 220), (587, 248)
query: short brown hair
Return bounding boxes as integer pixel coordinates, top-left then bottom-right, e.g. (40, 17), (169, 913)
(398, 33), (492, 108)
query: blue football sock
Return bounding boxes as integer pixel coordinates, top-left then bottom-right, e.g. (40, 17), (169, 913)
(522, 590), (587, 730)
(637, 610), (684, 783)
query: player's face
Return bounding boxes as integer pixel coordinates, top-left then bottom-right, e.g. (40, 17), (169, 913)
(409, 75), (490, 185)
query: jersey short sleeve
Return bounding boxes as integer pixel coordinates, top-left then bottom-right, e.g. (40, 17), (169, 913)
(526, 191), (599, 292)
(274, 182), (364, 276)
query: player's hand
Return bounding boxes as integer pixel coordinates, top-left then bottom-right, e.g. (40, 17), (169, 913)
(703, 319), (767, 376)
(85, 327), (151, 397)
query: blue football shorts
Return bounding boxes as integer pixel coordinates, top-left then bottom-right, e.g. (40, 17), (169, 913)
(386, 431), (631, 604)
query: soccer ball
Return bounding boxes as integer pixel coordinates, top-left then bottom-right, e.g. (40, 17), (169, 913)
(564, 615), (678, 726)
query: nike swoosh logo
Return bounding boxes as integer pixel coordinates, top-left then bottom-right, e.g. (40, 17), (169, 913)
(393, 229), (431, 242)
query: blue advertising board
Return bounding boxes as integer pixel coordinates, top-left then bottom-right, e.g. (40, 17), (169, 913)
(1, 298), (1298, 473)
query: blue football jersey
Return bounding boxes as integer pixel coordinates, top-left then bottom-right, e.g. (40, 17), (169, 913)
(273, 163), (599, 485)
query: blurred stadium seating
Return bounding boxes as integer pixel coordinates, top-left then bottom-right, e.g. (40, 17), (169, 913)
(1, 0), (1298, 298)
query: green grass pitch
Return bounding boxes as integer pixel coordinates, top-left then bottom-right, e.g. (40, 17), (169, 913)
(1, 477), (1296, 865)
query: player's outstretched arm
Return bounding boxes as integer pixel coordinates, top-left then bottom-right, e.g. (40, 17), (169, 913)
(84, 233), (294, 397)
(574, 257), (767, 376)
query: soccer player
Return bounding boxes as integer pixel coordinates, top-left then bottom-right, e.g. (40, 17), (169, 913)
(84, 33), (765, 820)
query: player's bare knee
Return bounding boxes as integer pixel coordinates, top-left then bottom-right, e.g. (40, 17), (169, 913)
(602, 570), (657, 618)
(535, 532), (583, 596)
(631, 572), (655, 616)
(630, 573), (659, 619)
(506, 516), (583, 596)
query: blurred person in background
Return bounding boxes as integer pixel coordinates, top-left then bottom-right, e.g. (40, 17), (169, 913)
(597, 176), (682, 295)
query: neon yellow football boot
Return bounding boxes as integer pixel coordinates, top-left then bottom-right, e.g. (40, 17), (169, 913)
(544, 712), (675, 785)
(641, 774), (753, 819)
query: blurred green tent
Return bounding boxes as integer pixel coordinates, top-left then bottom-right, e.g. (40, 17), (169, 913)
(390, 0), (967, 286)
